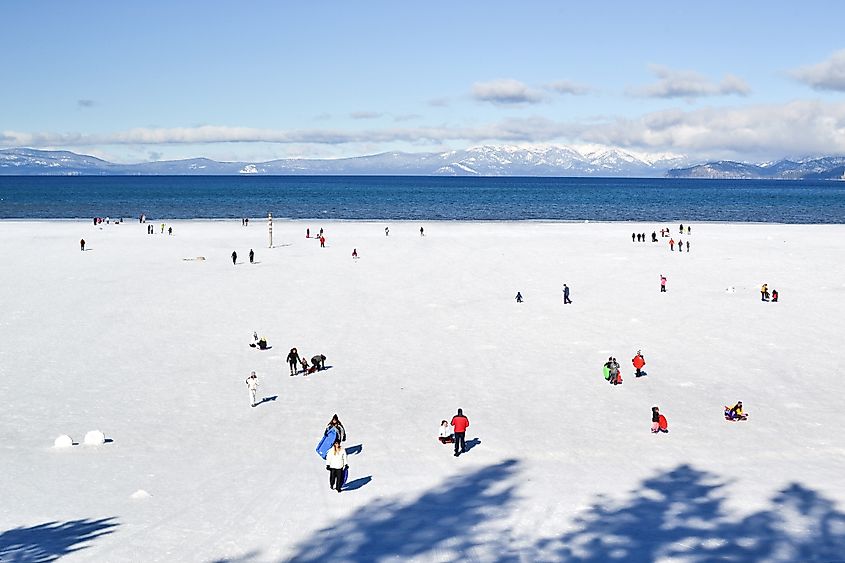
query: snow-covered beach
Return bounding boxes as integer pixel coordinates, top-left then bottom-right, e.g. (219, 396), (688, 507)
(2, 219), (844, 562)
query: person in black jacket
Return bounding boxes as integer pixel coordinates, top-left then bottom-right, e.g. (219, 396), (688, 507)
(325, 414), (346, 442)
(287, 348), (300, 375)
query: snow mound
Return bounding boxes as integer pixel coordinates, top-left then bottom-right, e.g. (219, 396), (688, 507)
(130, 489), (151, 499)
(53, 434), (73, 448)
(84, 430), (106, 446)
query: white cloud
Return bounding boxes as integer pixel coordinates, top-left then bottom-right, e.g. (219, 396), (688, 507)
(791, 50), (845, 91)
(5, 100), (845, 160)
(349, 111), (382, 120)
(544, 80), (591, 95)
(472, 79), (545, 104)
(583, 100), (845, 158)
(629, 65), (751, 99)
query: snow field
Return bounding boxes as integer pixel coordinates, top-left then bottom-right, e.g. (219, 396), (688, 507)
(1, 220), (844, 561)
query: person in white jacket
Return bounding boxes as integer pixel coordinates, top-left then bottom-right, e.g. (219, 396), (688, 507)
(246, 371), (259, 407)
(325, 440), (348, 493)
(438, 420), (454, 444)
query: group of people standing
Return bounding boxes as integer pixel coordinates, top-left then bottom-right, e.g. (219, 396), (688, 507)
(286, 347), (326, 376)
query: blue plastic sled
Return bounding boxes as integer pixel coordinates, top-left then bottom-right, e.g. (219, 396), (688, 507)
(316, 428), (338, 459)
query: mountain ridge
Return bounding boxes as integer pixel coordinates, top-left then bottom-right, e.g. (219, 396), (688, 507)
(2, 147), (845, 178)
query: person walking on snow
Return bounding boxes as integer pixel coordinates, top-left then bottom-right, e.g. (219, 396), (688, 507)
(246, 371), (259, 407)
(249, 249), (254, 263)
(287, 348), (300, 375)
(660, 275), (667, 293)
(669, 238), (675, 251)
(451, 408), (469, 457)
(320, 236), (325, 248)
(385, 226), (389, 236)
(306, 227), (310, 238)
(231, 251), (237, 265)
(325, 414), (346, 442)
(352, 248), (358, 259)
(326, 440), (348, 493)
(761, 283), (769, 301)
(632, 350), (646, 377)
(80, 239), (85, 251)
(420, 226), (425, 236)
(686, 241), (690, 252)
(515, 291), (523, 303)
(563, 284), (572, 304)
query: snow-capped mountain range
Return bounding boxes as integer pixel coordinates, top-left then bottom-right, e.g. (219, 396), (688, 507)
(0, 146), (687, 177)
(2, 146), (844, 178)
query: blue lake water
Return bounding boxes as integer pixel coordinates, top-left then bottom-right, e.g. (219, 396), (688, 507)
(0, 176), (844, 223)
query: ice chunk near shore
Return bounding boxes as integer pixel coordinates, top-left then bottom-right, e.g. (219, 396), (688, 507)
(84, 430), (106, 446)
(53, 434), (73, 448)
(131, 489), (151, 500)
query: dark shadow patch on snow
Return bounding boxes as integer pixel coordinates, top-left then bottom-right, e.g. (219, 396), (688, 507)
(104, 438), (114, 444)
(534, 464), (845, 561)
(208, 549), (261, 563)
(288, 458), (521, 562)
(214, 463), (845, 562)
(343, 476), (372, 491)
(345, 444), (363, 455)
(0, 517), (119, 562)
(463, 438), (481, 453)
(256, 396), (278, 406)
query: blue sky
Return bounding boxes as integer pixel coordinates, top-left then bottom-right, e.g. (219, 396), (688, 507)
(2, 1), (845, 163)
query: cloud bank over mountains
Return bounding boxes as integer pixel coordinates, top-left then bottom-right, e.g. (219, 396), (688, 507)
(4, 99), (845, 163)
(4, 51), (845, 164)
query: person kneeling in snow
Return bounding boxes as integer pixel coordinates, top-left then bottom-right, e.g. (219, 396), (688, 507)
(439, 420), (454, 444)
(725, 401), (747, 421)
(651, 407), (668, 433)
(310, 354), (326, 372)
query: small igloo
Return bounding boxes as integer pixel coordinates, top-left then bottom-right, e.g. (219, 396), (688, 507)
(54, 435), (73, 448)
(83, 430), (106, 446)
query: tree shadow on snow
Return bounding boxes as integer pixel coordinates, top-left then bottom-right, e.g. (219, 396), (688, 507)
(533, 464), (845, 562)
(343, 476), (372, 491)
(209, 550), (261, 563)
(288, 459), (522, 562)
(0, 517), (119, 562)
(208, 463), (845, 562)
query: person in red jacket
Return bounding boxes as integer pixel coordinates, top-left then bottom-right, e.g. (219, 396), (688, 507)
(450, 408), (469, 457)
(632, 350), (646, 377)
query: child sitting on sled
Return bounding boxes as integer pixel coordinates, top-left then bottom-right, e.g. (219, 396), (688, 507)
(725, 401), (747, 421)
(438, 420), (454, 444)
